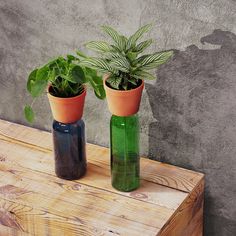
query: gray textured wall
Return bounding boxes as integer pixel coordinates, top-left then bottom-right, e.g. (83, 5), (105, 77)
(0, 0), (236, 235)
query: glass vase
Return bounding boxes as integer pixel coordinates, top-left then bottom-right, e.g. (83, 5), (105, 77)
(52, 119), (86, 180)
(110, 115), (140, 192)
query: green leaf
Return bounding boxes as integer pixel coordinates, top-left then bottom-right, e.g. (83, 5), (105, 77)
(127, 51), (138, 62)
(56, 57), (68, 75)
(79, 58), (116, 74)
(76, 50), (87, 58)
(133, 39), (153, 53)
(136, 51), (173, 70)
(132, 70), (156, 80)
(67, 83), (84, 96)
(48, 68), (56, 83)
(101, 25), (121, 44)
(86, 41), (112, 53)
(90, 76), (106, 99)
(36, 66), (49, 81)
(117, 35), (127, 52)
(94, 84), (106, 99)
(67, 54), (77, 63)
(127, 24), (152, 48)
(128, 77), (138, 85)
(103, 52), (124, 60)
(106, 76), (122, 89)
(85, 67), (97, 78)
(24, 105), (34, 123)
(30, 79), (48, 97)
(110, 57), (130, 73)
(69, 65), (86, 84)
(27, 69), (38, 93)
(101, 26), (125, 51)
(110, 45), (121, 52)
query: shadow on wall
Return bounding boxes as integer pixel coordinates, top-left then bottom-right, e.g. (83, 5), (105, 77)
(146, 30), (236, 236)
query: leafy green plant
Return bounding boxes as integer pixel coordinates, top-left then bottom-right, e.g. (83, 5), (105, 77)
(24, 52), (105, 123)
(79, 24), (173, 90)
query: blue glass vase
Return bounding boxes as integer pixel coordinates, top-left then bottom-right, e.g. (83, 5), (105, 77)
(52, 119), (86, 180)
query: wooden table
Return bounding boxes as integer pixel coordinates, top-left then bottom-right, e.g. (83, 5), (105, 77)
(0, 119), (204, 236)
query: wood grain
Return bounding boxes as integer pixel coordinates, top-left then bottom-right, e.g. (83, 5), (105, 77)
(0, 224), (30, 236)
(0, 119), (204, 236)
(157, 179), (204, 236)
(0, 119), (203, 193)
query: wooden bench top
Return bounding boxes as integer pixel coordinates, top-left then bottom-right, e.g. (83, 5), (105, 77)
(0, 119), (204, 236)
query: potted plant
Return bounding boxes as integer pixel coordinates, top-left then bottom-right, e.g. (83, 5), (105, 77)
(24, 52), (105, 123)
(79, 24), (173, 116)
(80, 24), (173, 191)
(24, 52), (105, 180)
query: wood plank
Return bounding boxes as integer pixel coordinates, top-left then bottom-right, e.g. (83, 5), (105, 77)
(0, 224), (29, 236)
(0, 132), (188, 210)
(0, 119), (203, 193)
(183, 204), (203, 236)
(0, 119), (204, 235)
(0, 159), (186, 211)
(157, 179), (204, 236)
(0, 139), (184, 235)
(0, 197), (123, 236)
(0, 163), (173, 230)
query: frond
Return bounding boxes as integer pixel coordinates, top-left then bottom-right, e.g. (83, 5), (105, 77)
(135, 51), (173, 70)
(85, 41), (112, 53)
(127, 24), (152, 49)
(79, 58), (117, 74)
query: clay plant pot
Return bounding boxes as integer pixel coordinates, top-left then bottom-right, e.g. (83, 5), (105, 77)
(104, 75), (144, 116)
(47, 86), (86, 123)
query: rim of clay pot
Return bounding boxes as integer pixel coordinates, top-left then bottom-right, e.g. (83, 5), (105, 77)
(47, 85), (86, 102)
(103, 76), (144, 95)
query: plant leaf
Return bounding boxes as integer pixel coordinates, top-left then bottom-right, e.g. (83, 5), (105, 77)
(69, 65), (86, 84)
(76, 50), (87, 58)
(128, 77), (138, 85)
(101, 26), (125, 51)
(86, 41), (112, 53)
(79, 58), (116, 74)
(106, 76), (122, 90)
(94, 84), (106, 99)
(30, 79), (48, 97)
(133, 39), (153, 53)
(24, 105), (34, 123)
(85, 67), (97, 77)
(87, 75), (106, 99)
(67, 54), (78, 63)
(127, 24), (152, 49)
(132, 69), (156, 80)
(103, 52), (124, 60)
(136, 51), (173, 70)
(110, 57), (130, 73)
(36, 66), (49, 81)
(127, 51), (138, 62)
(48, 68), (56, 83)
(27, 69), (38, 93)
(117, 35), (127, 52)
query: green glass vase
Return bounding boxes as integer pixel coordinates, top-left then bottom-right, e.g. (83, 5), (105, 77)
(110, 115), (140, 192)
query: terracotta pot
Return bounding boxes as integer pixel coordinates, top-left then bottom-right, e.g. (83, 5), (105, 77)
(104, 75), (144, 116)
(47, 86), (86, 123)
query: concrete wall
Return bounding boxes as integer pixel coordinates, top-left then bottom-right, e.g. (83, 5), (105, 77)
(0, 0), (236, 235)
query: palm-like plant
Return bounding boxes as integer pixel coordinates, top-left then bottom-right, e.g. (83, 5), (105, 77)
(80, 24), (173, 90)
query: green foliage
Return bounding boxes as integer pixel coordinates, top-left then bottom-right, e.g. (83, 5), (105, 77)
(80, 24), (174, 90)
(24, 105), (34, 123)
(25, 53), (105, 123)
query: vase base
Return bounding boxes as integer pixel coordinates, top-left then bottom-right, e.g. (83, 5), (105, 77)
(56, 167), (86, 180)
(112, 182), (140, 192)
